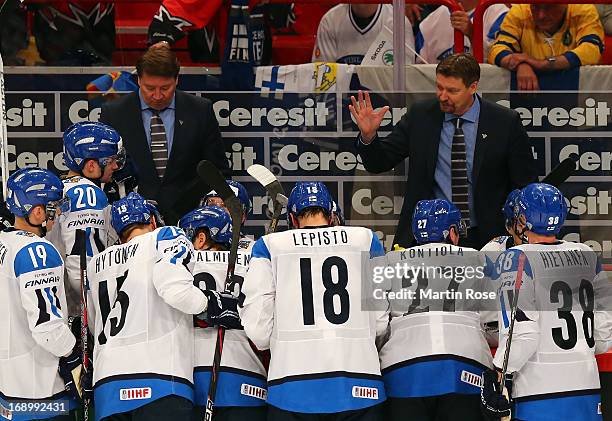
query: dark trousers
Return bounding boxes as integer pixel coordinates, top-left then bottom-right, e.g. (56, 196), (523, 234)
(101, 395), (192, 421)
(459, 227), (482, 250)
(267, 403), (384, 421)
(192, 405), (267, 421)
(386, 394), (483, 421)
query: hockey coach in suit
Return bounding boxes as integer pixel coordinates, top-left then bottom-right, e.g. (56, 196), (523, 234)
(351, 53), (538, 249)
(100, 44), (229, 224)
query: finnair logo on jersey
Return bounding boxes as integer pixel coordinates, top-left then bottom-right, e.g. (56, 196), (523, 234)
(461, 370), (483, 388)
(119, 387), (152, 401)
(240, 384), (267, 400)
(352, 386), (379, 400)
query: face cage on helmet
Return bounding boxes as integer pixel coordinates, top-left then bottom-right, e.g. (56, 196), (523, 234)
(45, 197), (68, 221)
(98, 147), (126, 171)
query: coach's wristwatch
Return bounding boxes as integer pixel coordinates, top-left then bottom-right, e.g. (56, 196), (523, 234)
(547, 56), (557, 69)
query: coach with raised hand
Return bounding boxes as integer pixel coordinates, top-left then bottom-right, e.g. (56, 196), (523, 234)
(351, 53), (537, 249)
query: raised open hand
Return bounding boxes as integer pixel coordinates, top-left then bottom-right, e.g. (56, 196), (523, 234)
(348, 90), (390, 144)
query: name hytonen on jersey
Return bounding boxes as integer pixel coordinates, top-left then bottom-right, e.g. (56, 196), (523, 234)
(291, 228), (349, 247)
(94, 243), (140, 273)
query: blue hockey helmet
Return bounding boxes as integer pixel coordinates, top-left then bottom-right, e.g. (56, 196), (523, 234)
(63, 121), (126, 172)
(111, 192), (158, 235)
(178, 206), (232, 245)
(502, 189), (521, 227)
(412, 199), (463, 244)
(287, 182), (333, 228)
(515, 183), (568, 235)
(201, 180), (251, 218)
(6, 168), (64, 218)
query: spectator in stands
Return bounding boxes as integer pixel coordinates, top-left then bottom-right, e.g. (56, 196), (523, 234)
(31, 1), (115, 65)
(596, 5), (612, 35)
(148, 0), (271, 65)
(312, 4), (415, 65)
(489, 4), (604, 90)
(100, 45), (229, 224)
(416, 0), (507, 63)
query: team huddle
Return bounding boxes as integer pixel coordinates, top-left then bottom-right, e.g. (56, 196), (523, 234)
(0, 121), (611, 421)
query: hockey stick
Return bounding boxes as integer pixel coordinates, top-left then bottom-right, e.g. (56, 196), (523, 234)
(541, 155), (578, 188)
(0, 51), (8, 200)
(76, 230), (90, 421)
(499, 251), (526, 421)
(246, 164), (288, 234)
(0, 0), (24, 199)
(196, 160), (243, 421)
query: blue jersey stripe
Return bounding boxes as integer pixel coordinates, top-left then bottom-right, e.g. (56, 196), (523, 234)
(515, 393), (601, 421)
(383, 358), (486, 397)
(194, 369), (266, 407)
(94, 377), (193, 421)
(267, 375), (385, 413)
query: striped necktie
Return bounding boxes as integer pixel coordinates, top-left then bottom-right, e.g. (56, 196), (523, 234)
(149, 109), (168, 178)
(451, 117), (470, 233)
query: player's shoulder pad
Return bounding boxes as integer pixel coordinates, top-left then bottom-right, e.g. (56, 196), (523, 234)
(251, 237), (271, 260)
(492, 248), (533, 279)
(493, 236), (508, 244)
(65, 181), (109, 211)
(14, 240), (63, 277)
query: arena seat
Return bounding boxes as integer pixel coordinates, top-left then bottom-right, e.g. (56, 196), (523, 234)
(272, 34), (316, 65)
(113, 0), (196, 66)
(603, 35), (612, 65)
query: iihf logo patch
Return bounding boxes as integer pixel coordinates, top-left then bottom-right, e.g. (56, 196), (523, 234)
(461, 370), (483, 388)
(119, 387), (152, 400)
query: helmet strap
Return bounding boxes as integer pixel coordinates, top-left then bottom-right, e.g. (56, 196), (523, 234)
(24, 213), (47, 237)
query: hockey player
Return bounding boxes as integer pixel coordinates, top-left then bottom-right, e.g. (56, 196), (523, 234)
(86, 192), (240, 420)
(481, 189), (523, 254)
(179, 206), (267, 421)
(201, 180), (251, 226)
(480, 189), (523, 346)
(0, 168), (83, 419)
(481, 183), (612, 421)
(331, 200), (345, 226)
(201, 180), (255, 247)
(47, 121), (125, 315)
(379, 198), (493, 420)
(240, 181), (387, 420)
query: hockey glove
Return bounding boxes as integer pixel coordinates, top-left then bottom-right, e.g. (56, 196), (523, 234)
(58, 347), (83, 401)
(0, 200), (13, 229)
(480, 368), (511, 420)
(198, 290), (242, 329)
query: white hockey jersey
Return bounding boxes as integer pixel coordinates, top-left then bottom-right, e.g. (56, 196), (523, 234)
(47, 176), (117, 315)
(491, 242), (612, 420)
(0, 229), (78, 419)
(192, 246), (267, 408)
(240, 226), (388, 413)
(312, 4), (415, 65)
(480, 235), (516, 345)
(416, 4), (508, 63)
(379, 243), (493, 398)
(87, 226), (207, 420)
